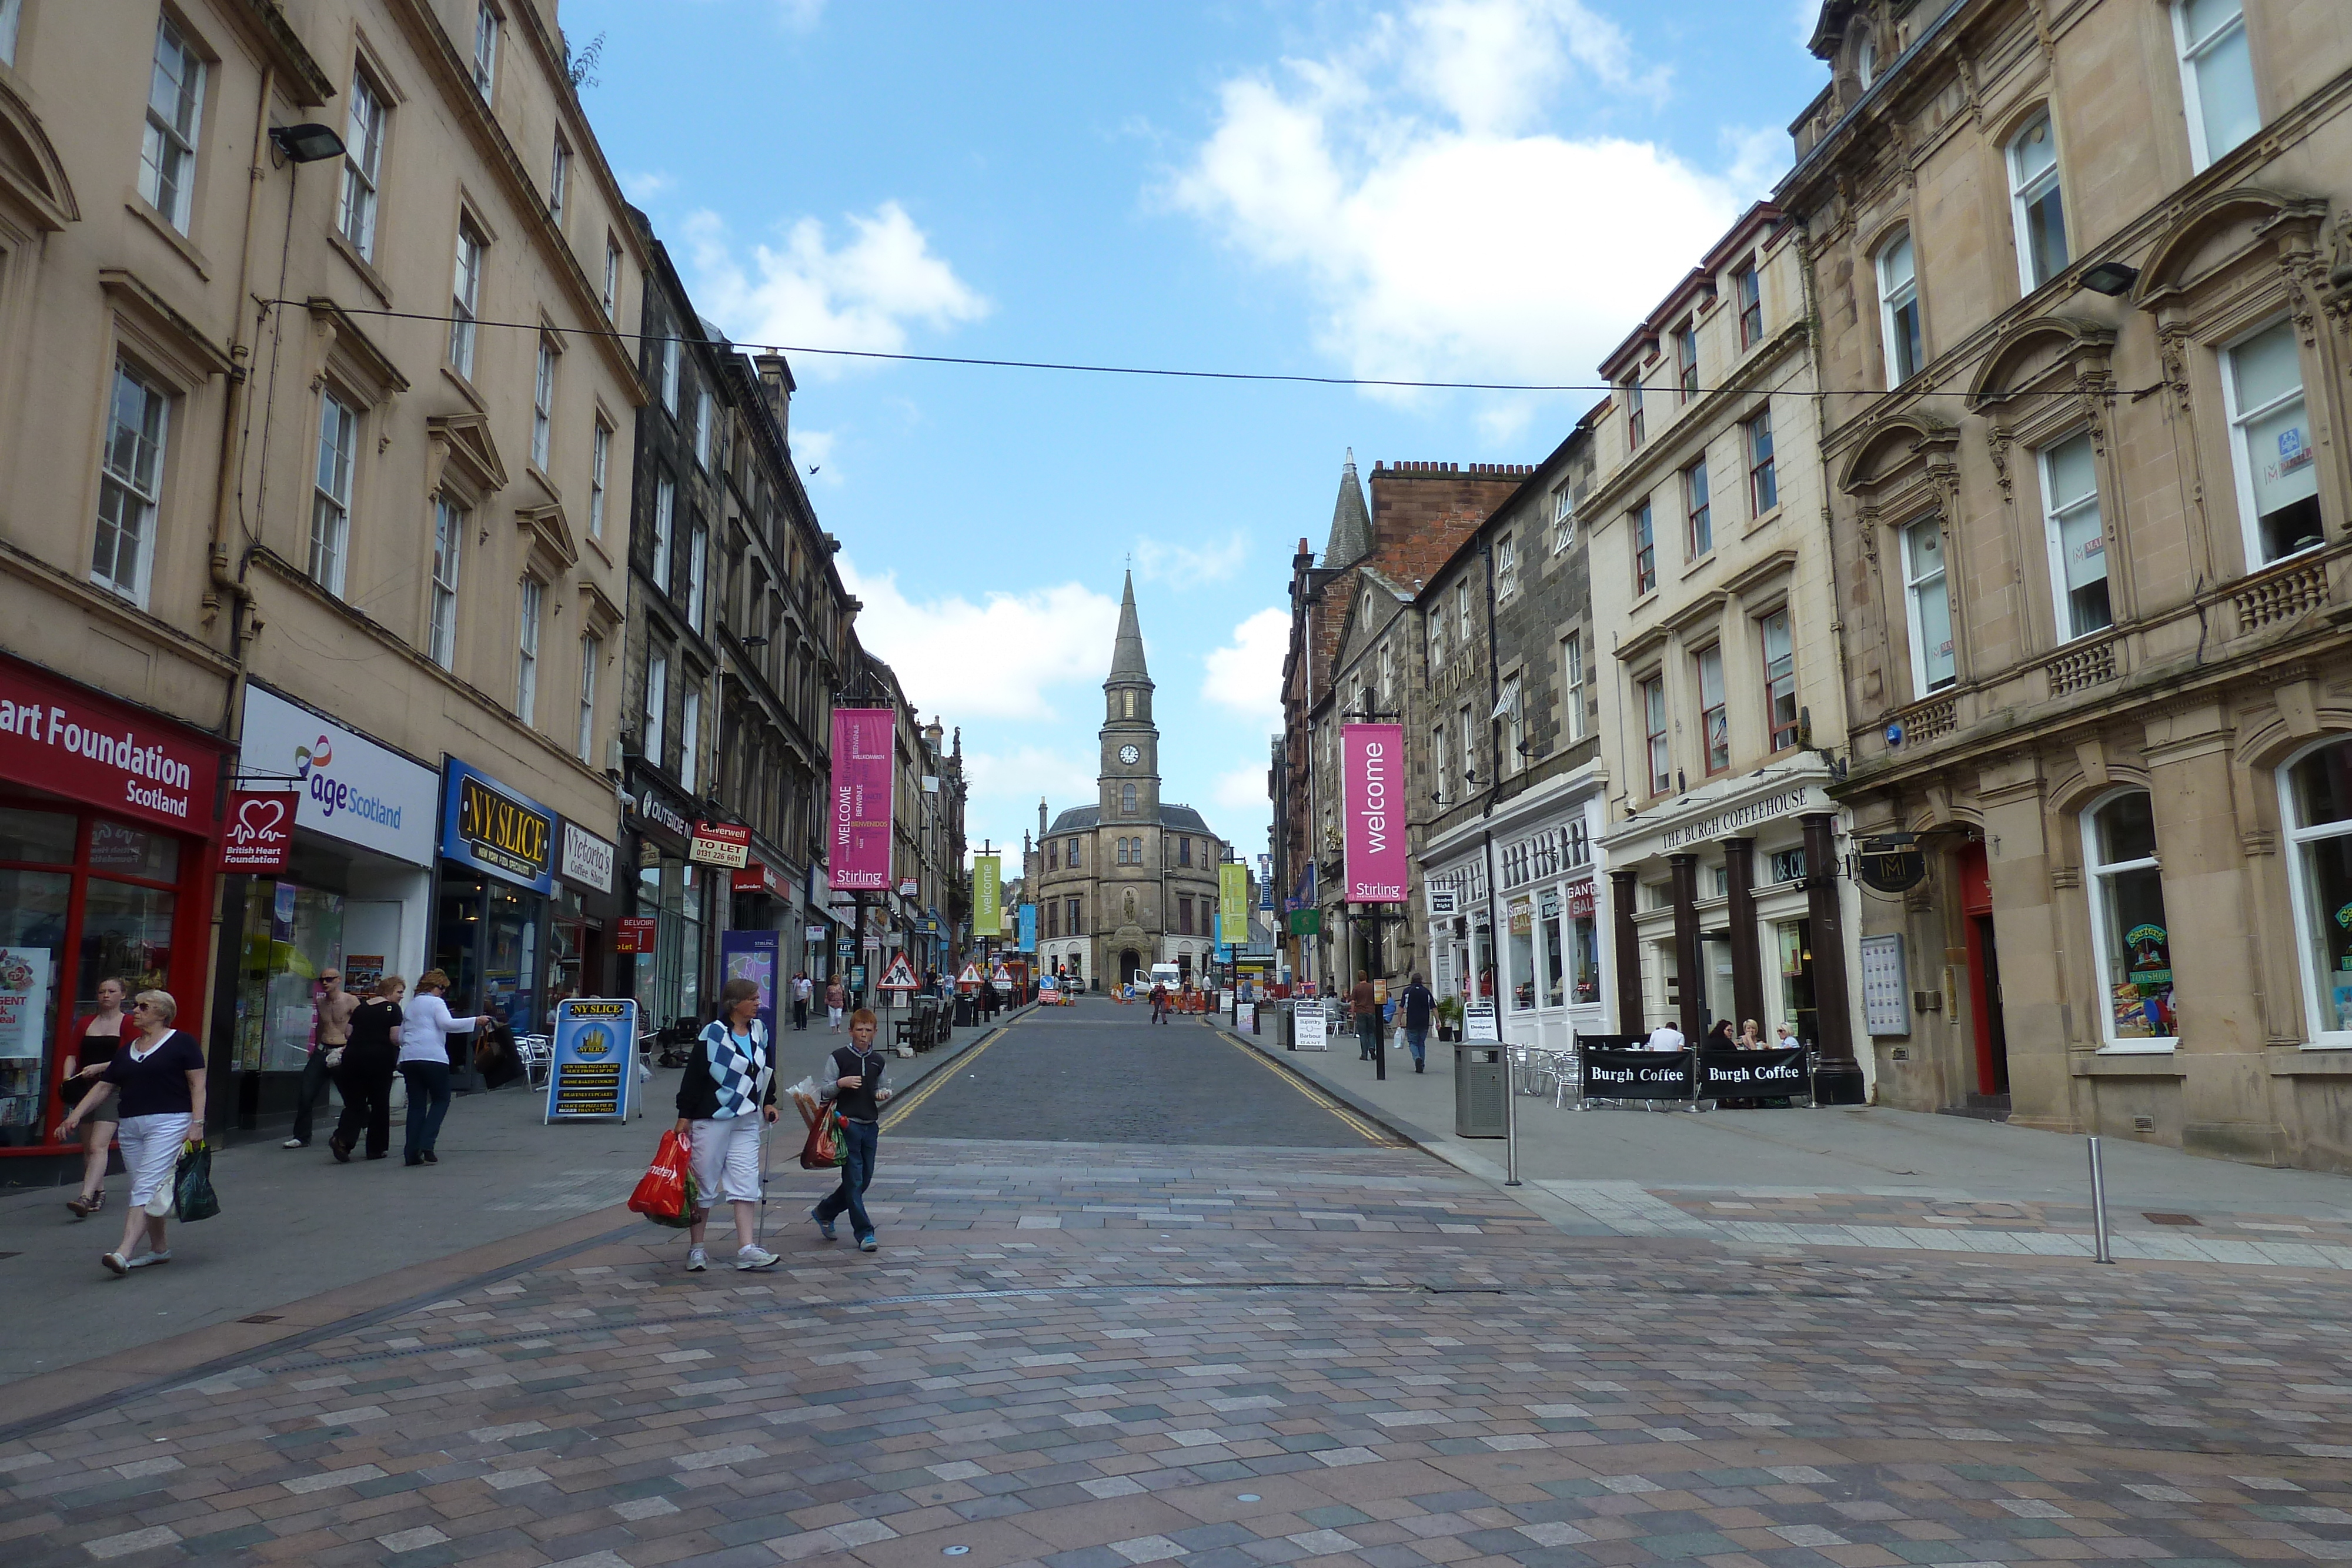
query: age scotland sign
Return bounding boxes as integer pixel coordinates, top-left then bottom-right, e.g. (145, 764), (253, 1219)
(1342, 723), (1406, 903)
(242, 684), (437, 864)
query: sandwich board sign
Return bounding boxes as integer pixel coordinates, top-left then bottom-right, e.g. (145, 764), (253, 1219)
(878, 955), (921, 992)
(546, 998), (639, 1123)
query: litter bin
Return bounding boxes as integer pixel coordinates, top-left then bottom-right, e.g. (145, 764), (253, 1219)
(1454, 1042), (1507, 1138)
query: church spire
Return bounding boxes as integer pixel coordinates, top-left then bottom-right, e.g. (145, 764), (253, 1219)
(1322, 447), (1372, 568)
(1106, 570), (1152, 687)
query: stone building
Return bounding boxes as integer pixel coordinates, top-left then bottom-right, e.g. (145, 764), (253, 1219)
(1785, 0), (2352, 1161)
(1585, 199), (1866, 1100)
(1029, 574), (1231, 989)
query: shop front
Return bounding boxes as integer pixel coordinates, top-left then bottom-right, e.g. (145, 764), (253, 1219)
(221, 684), (439, 1118)
(552, 818), (618, 1019)
(0, 651), (225, 1166)
(1598, 764), (1866, 1102)
(624, 769), (705, 1032)
(432, 758), (557, 1051)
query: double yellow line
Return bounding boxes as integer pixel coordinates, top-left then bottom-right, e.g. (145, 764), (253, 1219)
(879, 1022), (1013, 1132)
(1218, 1028), (1404, 1146)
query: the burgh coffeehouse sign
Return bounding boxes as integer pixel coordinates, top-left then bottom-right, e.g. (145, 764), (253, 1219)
(1656, 786), (1823, 851)
(440, 757), (555, 892)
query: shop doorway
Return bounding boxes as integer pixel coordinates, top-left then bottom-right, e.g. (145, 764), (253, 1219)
(1957, 842), (2010, 1096)
(1775, 918), (1818, 1048)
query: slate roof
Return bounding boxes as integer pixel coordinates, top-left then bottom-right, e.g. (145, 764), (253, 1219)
(1321, 449), (1372, 569)
(1047, 803), (1212, 835)
(1107, 571), (1151, 684)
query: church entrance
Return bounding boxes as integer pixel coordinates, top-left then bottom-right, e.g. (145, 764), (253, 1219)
(1120, 948), (1142, 985)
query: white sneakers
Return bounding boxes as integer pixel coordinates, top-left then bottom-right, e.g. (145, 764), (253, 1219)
(685, 1246), (708, 1272)
(735, 1245), (780, 1271)
(101, 1250), (171, 1276)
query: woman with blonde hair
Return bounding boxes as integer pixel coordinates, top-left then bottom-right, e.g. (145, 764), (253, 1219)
(398, 969), (478, 1166)
(61, 991), (206, 1275)
(60, 976), (131, 1216)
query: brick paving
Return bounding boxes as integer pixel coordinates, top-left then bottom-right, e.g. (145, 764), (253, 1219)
(6, 1127), (2352, 1568)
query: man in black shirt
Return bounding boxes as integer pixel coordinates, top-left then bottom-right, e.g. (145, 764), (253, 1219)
(811, 1008), (892, 1251)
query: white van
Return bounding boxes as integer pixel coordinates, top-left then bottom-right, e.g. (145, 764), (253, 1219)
(1148, 962), (1182, 989)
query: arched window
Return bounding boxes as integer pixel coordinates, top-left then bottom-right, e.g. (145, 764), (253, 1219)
(2080, 791), (2175, 1048)
(1122, 689), (1137, 719)
(2281, 740), (2352, 1044)
(1856, 33), (1877, 89)
(2006, 111), (2068, 290)
(1875, 232), (1923, 386)
(1122, 782), (1137, 815)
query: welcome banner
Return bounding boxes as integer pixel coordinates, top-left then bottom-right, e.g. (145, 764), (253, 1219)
(1342, 723), (1406, 902)
(828, 708), (894, 891)
(1218, 862), (1249, 943)
(973, 853), (1002, 937)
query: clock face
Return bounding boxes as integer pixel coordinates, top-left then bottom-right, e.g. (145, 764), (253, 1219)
(1118, 744), (1141, 765)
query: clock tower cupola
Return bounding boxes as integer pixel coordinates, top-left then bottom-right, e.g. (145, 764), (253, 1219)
(1100, 570), (1160, 818)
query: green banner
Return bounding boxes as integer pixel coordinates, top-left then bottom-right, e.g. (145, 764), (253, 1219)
(973, 854), (1001, 937)
(1287, 908), (1321, 936)
(1219, 862), (1248, 944)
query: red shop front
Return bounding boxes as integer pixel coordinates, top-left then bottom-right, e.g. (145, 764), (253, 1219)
(0, 653), (224, 1164)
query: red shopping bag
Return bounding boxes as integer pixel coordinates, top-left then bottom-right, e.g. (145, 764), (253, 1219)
(629, 1128), (700, 1228)
(798, 1109), (846, 1171)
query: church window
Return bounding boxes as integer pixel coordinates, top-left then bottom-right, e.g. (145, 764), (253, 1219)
(1122, 689), (1137, 718)
(1122, 782), (1137, 815)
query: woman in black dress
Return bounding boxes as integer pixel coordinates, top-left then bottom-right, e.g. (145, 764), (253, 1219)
(329, 977), (405, 1162)
(61, 977), (129, 1217)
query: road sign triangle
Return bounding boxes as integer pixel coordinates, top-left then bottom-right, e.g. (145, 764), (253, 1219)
(878, 955), (920, 991)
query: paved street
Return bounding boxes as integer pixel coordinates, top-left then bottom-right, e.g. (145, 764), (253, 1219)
(5, 1005), (2352, 1568)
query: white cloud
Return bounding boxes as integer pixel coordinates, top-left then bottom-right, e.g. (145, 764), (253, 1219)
(777, 0), (826, 31)
(838, 559), (1119, 722)
(1133, 532), (1248, 587)
(1202, 608), (1289, 724)
(619, 169), (673, 201)
(1167, 0), (1749, 389)
(680, 203), (988, 377)
(1214, 764), (1272, 818)
(792, 427), (840, 487)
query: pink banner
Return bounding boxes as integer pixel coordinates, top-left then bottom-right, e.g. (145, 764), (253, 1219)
(828, 708), (894, 891)
(1343, 723), (1406, 902)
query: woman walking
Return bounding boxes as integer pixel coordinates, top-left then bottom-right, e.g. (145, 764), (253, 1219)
(824, 975), (846, 1032)
(59, 977), (129, 1217)
(330, 977), (405, 1162)
(674, 978), (781, 1272)
(399, 970), (478, 1166)
(59, 991), (206, 1275)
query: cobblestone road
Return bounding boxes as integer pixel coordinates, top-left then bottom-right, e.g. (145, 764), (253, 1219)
(6, 1015), (2352, 1568)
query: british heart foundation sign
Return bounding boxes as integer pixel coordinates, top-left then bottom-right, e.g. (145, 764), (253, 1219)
(218, 791), (298, 872)
(1342, 723), (1405, 902)
(828, 708), (894, 891)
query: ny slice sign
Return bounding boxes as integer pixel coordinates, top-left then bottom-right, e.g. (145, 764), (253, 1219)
(1342, 723), (1405, 903)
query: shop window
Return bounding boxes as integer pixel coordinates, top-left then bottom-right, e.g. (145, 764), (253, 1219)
(2082, 790), (2175, 1048)
(138, 14), (205, 234)
(1769, 846), (1806, 885)
(233, 879), (333, 1072)
(1876, 232), (1923, 386)
(2007, 112), (2069, 291)
(1572, 911), (1598, 1003)
(310, 392), (356, 597)
(1642, 675), (1669, 794)
(2280, 740), (2352, 1044)
(1760, 609), (1798, 751)
(1746, 410), (1776, 516)
(2039, 433), (2112, 638)
(1684, 458), (1711, 558)
(428, 495), (463, 668)
(2175, 0), (2258, 170)
(1778, 918), (1817, 1048)
(0, 808), (74, 1144)
(1507, 898), (1535, 1011)
(1632, 500), (1656, 594)
(1901, 518), (1956, 694)
(93, 362), (169, 606)
(1696, 646), (1728, 774)
(1541, 887), (1565, 1008)
(2224, 319), (2323, 566)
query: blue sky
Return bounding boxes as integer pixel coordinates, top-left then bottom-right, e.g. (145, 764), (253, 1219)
(563, 0), (1830, 870)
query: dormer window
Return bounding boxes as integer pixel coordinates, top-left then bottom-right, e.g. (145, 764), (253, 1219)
(1857, 33), (1878, 89)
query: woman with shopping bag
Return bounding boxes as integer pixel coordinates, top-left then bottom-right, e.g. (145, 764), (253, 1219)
(59, 991), (209, 1276)
(673, 978), (781, 1273)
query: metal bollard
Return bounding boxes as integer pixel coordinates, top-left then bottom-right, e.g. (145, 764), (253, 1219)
(2087, 1135), (2115, 1264)
(1504, 1046), (1522, 1186)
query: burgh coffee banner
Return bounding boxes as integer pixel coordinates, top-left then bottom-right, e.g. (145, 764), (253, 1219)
(1342, 722), (1406, 903)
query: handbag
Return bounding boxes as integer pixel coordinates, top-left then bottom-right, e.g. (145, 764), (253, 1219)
(797, 1107), (847, 1171)
(172, 1141), (220, 1223)
(628, 1128), (700, 1228)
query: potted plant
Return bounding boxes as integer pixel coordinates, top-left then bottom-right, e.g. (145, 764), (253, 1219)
(1435, 994), (1464, 1042)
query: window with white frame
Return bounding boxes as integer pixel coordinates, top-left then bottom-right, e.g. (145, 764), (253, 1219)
(1495, 534), (1518, 602)
(1641, 676), (1669, 794)
(339, 70), (385, 260)
(1902, 517), (1956, 694)
(603, 238), (621, 320)
(1501, 674), (1524, 772)
(2007, 112), (2068, 291)
(516, 575), (543, 723)
(1674, 322), (1699, 402)
(2037, 432), (2112, 638)
(472, 2), (498, 99)
(2174, 0), (2257, 170)
(1434, 721), (1450, 800)
(1459, 704), (1476, 785)
(310, 393), (356, 596)
(694, 385), (711, 469)
(0, 0), (21, 65)
(93, 363), (169, 605)
(1454, 579), (1472, 643)
(1857, 32), (1877, 88)
(2082, 790), (2176, 1047)
(1735, 263), (1763, 349)
(588, 420), (609, 537)
(139, 15), (205, 233)
(1684, 458), (1712, 558)
(687, 523), (708, 631)
(651, 472), (674, 592)
(1561, 632), (1585, 741)
(2281, 739), (2352, 1042)
(576, 633), (599, 762)
(428, 496), (463, 668)
(1551, 484), (1575, 553)
(1696, 646), (1728, 774)
(643, 651), (668, 760)
(1876, 232), (1922, 386)
(449, 222), (483, 379)
(659, 334), (679, 414)
(1761, 609), (1798, 750)
(1428, 602), (1447, 670)
(1746, 409), (1777, 515)
(1623, 376), (1645, 447)
(1377, 640), (1394, 703)
(548, 135), (569, 227)
(531, 337), (556, 470)
(2223, 318), (2323, 566)
(1632, 500), (1656, 594)
(679, 688), (701, 794)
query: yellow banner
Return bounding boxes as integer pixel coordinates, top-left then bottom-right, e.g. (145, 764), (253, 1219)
(974, 854), (1001, 937)
(1219, 862), (1248, 944)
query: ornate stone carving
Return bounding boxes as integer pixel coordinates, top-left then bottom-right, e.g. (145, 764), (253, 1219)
(1985, 425), (2013, 501)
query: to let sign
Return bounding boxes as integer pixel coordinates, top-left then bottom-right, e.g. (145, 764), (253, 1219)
(615, 916), (657, 954)
(689, 821), (752, 867)
(1342, 722), (1405, 902)
(218, 791), (299, 872)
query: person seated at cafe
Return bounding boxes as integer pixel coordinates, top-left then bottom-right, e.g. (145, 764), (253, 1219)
(1738, 1018), (1762, 1049)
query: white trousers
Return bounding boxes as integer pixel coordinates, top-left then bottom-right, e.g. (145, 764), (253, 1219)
(118, 1112), (190, 1208)
(687, 1115), (764, 1206)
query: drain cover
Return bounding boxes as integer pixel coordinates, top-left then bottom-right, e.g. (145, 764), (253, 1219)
(2142, 1212), (2201, 1226)
(238, 1313), (283, 1324)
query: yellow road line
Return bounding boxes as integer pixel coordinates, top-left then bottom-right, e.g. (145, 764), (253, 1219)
(880, 1022), (1014, 1132)
(1216, 1029), (1406, 1147)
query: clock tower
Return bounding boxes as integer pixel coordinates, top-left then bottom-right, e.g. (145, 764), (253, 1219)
(1100, 571), (1159, 820)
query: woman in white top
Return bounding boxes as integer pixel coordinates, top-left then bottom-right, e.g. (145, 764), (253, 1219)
(398, 968), (479, 1167)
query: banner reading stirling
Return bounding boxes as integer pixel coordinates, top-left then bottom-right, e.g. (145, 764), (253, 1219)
(973, 853), (1001, 937)
(1218, 862), (1248, 943)
(1342, 723), (1406, 902)
(827, 708), (894, 891)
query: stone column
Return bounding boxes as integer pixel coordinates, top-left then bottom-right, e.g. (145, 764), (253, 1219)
(1610, 870), (1642, 1037)
(1722, 837), (1767, 1032)
(1804, 813), (1866, 1104)
(1670, 853), (1705, 1042)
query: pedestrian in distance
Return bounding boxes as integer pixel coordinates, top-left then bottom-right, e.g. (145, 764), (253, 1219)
(792, 971), (811, 1032)
(810, 1008), (893, 1252)
(825, 975), (846, 1032)
(60, 991), (207, 1276)
(60, 976), (129, 1218)
(1398, 972), (1434, 1074)
(330, 977), (405, 1162)
(286, 967), (358, 1148)
(677, 977), (782, 1272)
(1352, 969), (1381, 1062)
(398, 969), (478, 1166)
